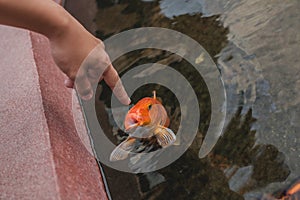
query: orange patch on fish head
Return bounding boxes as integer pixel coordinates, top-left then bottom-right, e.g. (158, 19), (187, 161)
(124, 97), (162, 130)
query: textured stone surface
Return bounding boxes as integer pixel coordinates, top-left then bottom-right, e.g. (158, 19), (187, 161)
(30, 31), (108, 200)
(0, 25), (108, 199)
(0, 26), (59, 200)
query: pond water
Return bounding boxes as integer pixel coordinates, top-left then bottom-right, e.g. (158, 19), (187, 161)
(68, 0), (300, 199)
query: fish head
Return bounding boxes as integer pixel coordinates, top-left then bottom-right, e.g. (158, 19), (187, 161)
(124, 97), (168, 131)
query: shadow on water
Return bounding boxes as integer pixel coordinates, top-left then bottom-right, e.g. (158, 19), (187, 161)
(68, 0), (298, 199)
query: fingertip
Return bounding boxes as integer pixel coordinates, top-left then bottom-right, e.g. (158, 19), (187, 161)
(127, 98), (131, 105)
(64, 78), (74, 88)
(113, 84), (131, 105)
(75, 83), (94, 101)
(80, 90), (94, 101)
(122, 97), (131, 105)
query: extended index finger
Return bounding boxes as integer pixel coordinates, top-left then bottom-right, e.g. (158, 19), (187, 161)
(103, 64), (131, 105)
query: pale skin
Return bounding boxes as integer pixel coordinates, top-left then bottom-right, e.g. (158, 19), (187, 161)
(0, 0), (130, 104)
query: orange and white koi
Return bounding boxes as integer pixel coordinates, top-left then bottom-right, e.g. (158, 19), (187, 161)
(110, 91), (176, 161)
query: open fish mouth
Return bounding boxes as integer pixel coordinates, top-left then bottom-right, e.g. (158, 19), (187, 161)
(125, 122), (139, 131)
(124, 113), (140, 131)
(125, 113), (150, 131)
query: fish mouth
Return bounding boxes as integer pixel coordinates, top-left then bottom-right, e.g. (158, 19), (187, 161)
(125, 123), (139, 131)
(124, 113), (150, 131)
(124, 113), (141, 131)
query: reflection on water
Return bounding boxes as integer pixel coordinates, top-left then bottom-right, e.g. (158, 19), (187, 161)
(71, 0), (300, 199)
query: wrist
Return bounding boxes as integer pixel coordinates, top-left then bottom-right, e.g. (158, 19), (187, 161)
(43, 4), (73, 40)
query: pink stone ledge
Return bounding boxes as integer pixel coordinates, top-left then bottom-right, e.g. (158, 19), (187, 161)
(0, 26), (108, 199)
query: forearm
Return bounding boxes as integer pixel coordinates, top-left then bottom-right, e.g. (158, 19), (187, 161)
(0, 0), (71, 38)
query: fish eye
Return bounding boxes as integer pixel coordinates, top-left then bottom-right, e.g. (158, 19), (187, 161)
(148, 104), (152, 110)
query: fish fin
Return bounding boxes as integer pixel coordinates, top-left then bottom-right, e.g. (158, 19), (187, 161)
(149, 104), (168, 126)
(173, 135), (181, 146)
(154, 126), (176, 147)
(152, 90), (156, 99)
(110, 138), (136, 162)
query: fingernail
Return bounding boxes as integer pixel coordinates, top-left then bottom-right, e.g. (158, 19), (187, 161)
(126, 97), (131, 105)
(121, 96), (131, 105)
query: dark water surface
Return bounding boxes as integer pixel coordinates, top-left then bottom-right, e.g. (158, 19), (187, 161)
(67, 0), (300, 199)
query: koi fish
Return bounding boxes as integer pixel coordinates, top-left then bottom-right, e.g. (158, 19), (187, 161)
(281, 178), (300, 200)
(261, 178), (300, 200)
(110, 91), (176, 162)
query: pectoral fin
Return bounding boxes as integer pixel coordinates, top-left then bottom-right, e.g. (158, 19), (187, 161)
(149, 104), (169, 127)
(110, 137), (136, 161)
(173, 135), (181, 146)
(154, 126), (176, 147)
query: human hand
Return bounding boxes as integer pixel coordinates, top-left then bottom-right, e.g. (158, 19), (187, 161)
(0, 0), (129, 104)
(49, 17), (130, 104)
